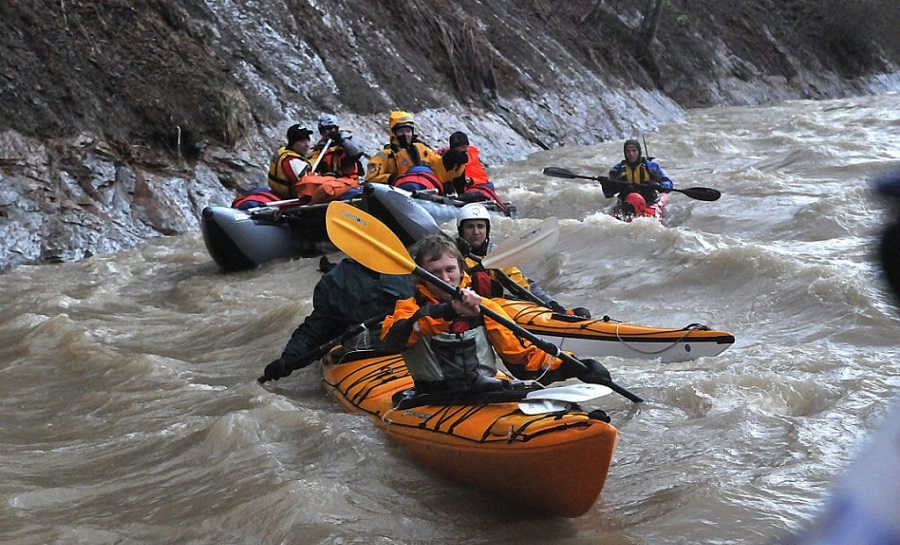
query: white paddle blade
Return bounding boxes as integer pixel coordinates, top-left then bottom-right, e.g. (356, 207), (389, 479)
(482, 217), (559, 269)
(518, 399), (570, 415)
(525, 383), (613, 403)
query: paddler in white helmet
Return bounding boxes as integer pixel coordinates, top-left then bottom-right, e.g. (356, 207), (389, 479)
(455, 203), (591, 318)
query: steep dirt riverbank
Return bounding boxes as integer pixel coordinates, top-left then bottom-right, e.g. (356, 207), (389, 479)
(1, 0), (898, 270)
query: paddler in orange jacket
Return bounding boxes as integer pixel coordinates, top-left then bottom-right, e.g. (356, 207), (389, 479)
(381, 235), (609, 394)
(309, 113), (365, 179)
(364, 111), (467, 192)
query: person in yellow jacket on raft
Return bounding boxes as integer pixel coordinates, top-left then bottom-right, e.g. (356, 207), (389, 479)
(364, 111), (467, 194)
(267, 124), (313, 199)
(455, 203), (592, 318)
(381, 235), (610, 395)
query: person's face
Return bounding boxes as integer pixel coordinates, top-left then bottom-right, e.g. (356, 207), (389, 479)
(422, 252), (462, 300)
(293, 138), (311, 156)
(320, 125), (338, 136)
(393, 127), (414, 141)
(460, 219), (488, 248)
(625, 145), (640, 163)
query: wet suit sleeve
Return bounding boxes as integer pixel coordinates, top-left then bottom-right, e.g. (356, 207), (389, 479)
(649, 162), (673, 189)
(525, 278), (554, 305)
(278, 271), (350, 362)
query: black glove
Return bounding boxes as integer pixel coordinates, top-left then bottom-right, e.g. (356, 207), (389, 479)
(455, 236), (472, 256)
(571, 307), (591, 318)
(442, 148), (468, 170)
(548, 300), (567, 314)
(326, 130), (343, 145)
(601, 179), (617, 198)
(261, 357), (293, 382)
(576, 358), (611, 385)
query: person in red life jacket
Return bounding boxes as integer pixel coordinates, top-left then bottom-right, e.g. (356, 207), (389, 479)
(604, 138), (674, 214)
(364, 111), (467, 193)
(455, 203), (590, 318)
(267, 124), (313, 199)
(309, 113), (365, 179)
(438, 132), (507, 211)
(381, 235), (609, 394)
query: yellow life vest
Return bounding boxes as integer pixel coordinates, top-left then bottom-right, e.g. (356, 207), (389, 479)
(267, 146), (309, 198)
(619, 161), (653, 185)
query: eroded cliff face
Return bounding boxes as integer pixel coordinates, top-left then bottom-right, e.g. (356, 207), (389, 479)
(1, 0), (898, 270)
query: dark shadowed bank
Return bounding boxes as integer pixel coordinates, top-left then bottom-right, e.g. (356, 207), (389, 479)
(1, 0), (899, 271)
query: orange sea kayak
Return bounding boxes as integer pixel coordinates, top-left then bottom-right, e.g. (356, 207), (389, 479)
(321, 348), (618, 518)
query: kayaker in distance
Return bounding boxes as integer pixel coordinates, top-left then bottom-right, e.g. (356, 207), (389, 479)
(309, 113), (365, 179)
(381, 234), (611, 394)
(604, 138), (674, 218)
(267, 124), (313, 199)
(364, 110), (467, 194)
(456, 203), (591, 318)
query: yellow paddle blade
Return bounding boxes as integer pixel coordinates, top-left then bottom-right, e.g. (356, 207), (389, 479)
(325, 201), (416, 275)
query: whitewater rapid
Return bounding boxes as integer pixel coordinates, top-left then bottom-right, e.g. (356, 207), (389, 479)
(1, 93), (899, 545)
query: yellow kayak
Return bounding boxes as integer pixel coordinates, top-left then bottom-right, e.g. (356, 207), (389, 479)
(499, 298), (735, 362)
(321, 347), (618, 518)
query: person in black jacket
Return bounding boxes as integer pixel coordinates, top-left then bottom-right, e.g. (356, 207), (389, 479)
(260, 258), (414, 382)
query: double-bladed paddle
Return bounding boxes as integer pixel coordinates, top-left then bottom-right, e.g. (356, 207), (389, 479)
(518, 383), (613, 415)
(324, 201), (643, 403)
(542, 166), (721, 202)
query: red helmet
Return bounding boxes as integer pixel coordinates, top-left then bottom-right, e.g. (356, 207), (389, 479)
(623, 192), (647, 215)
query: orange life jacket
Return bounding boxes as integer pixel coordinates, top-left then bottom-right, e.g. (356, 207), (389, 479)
(310, 144), (363, 178)
(295, 174), (361, 204)
(464, 146), (490, 187)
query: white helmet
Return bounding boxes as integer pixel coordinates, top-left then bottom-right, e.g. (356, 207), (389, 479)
(456, 203), (491, 236)
(317, 113), (339, 131)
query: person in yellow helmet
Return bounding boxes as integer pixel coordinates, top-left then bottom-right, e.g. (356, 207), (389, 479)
(364, 111), (467, 193)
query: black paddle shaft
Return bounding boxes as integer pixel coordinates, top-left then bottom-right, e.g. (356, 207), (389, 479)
(542, 167), (721, 202)
(257, 314), (385, 383)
